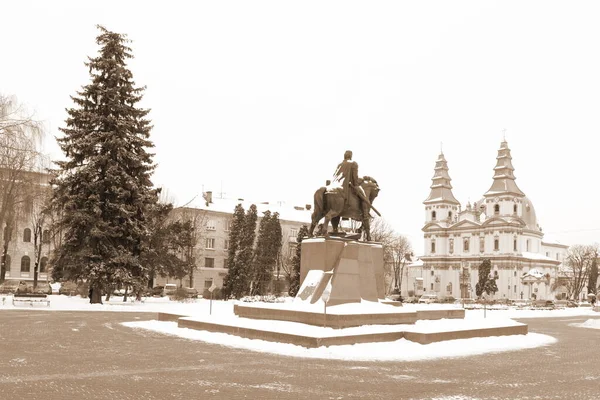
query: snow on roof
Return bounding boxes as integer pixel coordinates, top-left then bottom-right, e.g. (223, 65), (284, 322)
(184, 196), (312, 223)
(408, 258), (424, 267)
(521, 252), (557, 262)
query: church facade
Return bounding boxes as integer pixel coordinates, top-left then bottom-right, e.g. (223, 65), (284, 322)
(410, 141), (568, 301)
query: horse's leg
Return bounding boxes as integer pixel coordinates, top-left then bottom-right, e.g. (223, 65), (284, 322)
(331, 216), (340, 233)
(323, 210), (338, 238)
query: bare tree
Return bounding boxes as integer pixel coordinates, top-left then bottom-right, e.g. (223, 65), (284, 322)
(563, 244), (598, 300)
(369, 217), (412, 296)
(0, 94), (44, 281)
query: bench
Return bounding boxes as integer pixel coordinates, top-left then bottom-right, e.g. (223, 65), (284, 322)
(12, 293), (51, 307)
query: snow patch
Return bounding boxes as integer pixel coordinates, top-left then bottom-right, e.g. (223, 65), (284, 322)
(121, 320), (556, 362)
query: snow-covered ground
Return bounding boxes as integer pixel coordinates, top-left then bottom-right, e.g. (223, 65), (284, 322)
(3, 294), (594, 361)
(570, 319), (600, 330)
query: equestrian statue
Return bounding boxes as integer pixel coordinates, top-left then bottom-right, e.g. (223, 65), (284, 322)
(308, 150), (380, 242)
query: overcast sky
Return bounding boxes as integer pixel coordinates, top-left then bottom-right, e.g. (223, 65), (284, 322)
(2, 0), (600, 255)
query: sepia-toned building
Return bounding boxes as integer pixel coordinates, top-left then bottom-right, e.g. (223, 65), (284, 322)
(154, 191), (312, 295)
(0, 169), (54, 284)
(408, 141), (569, 301)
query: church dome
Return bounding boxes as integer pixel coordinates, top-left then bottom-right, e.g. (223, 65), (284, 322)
(521, 196), (538, 231)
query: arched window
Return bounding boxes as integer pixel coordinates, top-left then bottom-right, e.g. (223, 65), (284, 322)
(3, 226), (11, 241)
(513, 204), (517, 213)
(431, 211), (437, 220)
(463, 238), (470, 252)
(2, 254), (11, 272)
(21, 256), (31, 273)
(526, 239), (530, 252)
(42, 229), (50, 243)
(494, 204), (500, 215)
(40, 257), (48, 273)
(431, 239), (436, 253)
(23, 228), (31, 243)
(448, 211), (452, 220)
(513, 238), (517, 251)
(449, 238), (454, 254)
(494, 237), (499, 251)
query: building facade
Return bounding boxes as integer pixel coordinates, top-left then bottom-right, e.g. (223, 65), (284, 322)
(0, 169), (53, 284)
(154, 191), (312, 295)
(408, 141), (569, 301)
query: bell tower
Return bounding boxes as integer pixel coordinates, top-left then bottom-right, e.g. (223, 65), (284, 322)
(423, 152), (460, 224)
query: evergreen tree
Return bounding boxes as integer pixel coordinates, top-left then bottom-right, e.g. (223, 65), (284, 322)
(223, 204), (257, 299)
(50, 26), (157, 303)
(588, 255), (598, 296)
(222, 204), (245, 298)
(475, 258), (497, 298)
(251, 211), (282, 295)
(288, 225), (308, 297)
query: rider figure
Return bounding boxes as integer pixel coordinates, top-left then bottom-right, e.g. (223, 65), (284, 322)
(333, 150), (365, 207)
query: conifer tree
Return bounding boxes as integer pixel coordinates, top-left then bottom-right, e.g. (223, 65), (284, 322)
(223, 204), (258, 298)
(475, 258), (497, 298)
(587, 255), (598, 296)
(50, 26), (157, 303)
(288, 225), (308, 297)
(252, 211), (282, 295)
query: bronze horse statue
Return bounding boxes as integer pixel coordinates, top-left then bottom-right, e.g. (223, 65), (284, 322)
(308, 176), (380, 241)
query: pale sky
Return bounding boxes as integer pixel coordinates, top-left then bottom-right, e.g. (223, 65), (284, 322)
(2, 0), (600, 255)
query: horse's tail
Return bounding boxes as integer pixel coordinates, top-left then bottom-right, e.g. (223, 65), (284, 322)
(312, 186), (326, 220)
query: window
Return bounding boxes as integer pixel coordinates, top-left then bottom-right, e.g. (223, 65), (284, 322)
(40, 257), (48, 273)
(430, 283), (434, 290)
(448, 211), (452, 220)
(513, 204), (517, 213)
(514, 239), (517, 251)
(3, 226), (11, 241)
(24, 197), (33, 214)
(224, 220), (232, 232)
(546, 252), (550, 257)
(431, 270), (435, 276)
(494, 237), (499, 251)
(42, 229), (50, 243)
(514, 285), (517, 293)
(449, 238), (454, 254)
(526, 240), (530, 252)
(205, 238), (215, 249)
(21, 256), (31, 273)
(431, 239), (436, 254)
(224, 240), (229, 250)
(494, 270), (499, 279)
(204, 279), (213, 290)
(463, 238), (470, 252)
(205, 257), (215, 268)
(480, 237), (484, 253)
(508, 285), (511, 290)
(494, 204), (499, 215)
(2, 254), (10, 272)
(514, 271), (517, 277)
(290, 228), (298, 238)
(223, 258), (228, 268)
(23, 228), (32, 243)
(556, 254), (560, 261)
(446, 282), (452, 294)
(432, 211), (437, 220)
(206, 220), (216, 231)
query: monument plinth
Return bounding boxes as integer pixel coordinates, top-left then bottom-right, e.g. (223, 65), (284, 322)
(297, 237), (385, 306)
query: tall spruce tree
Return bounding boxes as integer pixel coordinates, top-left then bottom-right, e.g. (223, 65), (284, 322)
(588, 255), (598, 296)
(288, 225), (308, 297)
(50, 26), (157, 303)
(223, 204), (258, 299)
(251, 211), (282, 295)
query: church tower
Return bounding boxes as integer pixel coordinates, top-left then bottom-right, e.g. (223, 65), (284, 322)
(423, 152), (460, 224)
(482, 140), (526, 217)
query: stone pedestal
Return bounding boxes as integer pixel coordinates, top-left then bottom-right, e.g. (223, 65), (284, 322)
(297, 237), (385, 306)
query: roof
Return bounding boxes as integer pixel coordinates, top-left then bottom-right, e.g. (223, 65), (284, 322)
(183, 195), (313, 224)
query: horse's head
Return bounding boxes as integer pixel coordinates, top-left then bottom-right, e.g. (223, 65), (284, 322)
(361, 176), (380, 203)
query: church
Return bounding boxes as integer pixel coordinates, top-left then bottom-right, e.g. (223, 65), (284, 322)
(409, 140), (568, 301)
